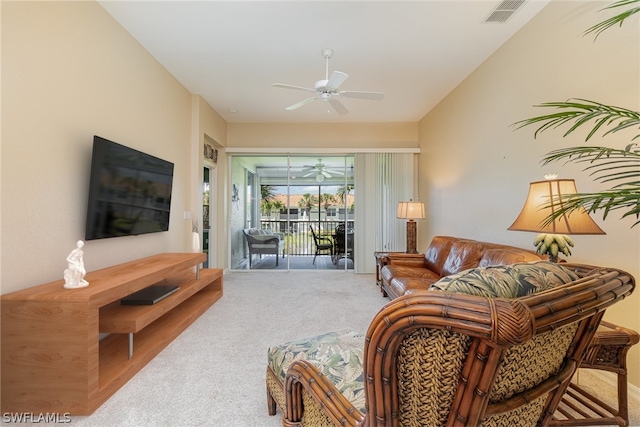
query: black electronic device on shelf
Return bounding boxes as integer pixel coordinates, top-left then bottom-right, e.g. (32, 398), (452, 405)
(120, 285), (180, 305)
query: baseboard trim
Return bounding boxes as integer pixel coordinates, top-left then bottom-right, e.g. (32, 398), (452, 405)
(580, 368), (640, 403)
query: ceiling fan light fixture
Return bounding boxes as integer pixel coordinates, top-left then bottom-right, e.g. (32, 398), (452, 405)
(272, 48), (383, 115)
(321, 48), (334, 59)
(302, 158), (345, 179)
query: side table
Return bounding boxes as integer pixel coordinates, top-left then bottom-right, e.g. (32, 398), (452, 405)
(373, 251), (424, 297)
(551, 320), (639, 426)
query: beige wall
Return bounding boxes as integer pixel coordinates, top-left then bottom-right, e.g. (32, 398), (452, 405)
(192, 95), (228, 269)
(227, 122), (418, 149)
(1, 1), (195, 293)
(418, 0), (640, 386)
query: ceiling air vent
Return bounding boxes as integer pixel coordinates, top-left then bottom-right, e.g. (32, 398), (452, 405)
(485, 0), (526, 23)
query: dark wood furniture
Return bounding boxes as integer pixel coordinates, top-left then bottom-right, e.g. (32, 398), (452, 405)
(552, 321), (639, 426)
(332, 224), (354, 267)
(374, 251), (423, 296)
(266, 264), (635, 427)
(1, 253), (223, 415)
(310, 225), (333, 264)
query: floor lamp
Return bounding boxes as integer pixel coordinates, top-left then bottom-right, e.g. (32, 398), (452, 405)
(508, 177), (605, 262)
(397, 200), (425, 254)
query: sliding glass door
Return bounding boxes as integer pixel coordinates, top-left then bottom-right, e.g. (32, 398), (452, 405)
(230, 155), (354, 271)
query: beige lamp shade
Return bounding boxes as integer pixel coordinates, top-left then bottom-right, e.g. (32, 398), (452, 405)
(397, 201), (426, 220)
(508, 179), (605, 235)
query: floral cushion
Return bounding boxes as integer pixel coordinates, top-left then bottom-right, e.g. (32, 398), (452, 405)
(267, 329), (367, 414)
(428, 261), (579, 298)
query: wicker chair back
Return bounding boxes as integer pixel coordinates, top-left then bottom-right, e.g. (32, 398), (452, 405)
(273, 264), (634, 427)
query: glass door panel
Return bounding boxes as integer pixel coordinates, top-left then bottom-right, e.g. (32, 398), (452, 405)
(230, 155), (354, 271)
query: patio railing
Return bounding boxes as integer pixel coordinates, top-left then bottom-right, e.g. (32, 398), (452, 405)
(259, 219), (354, 256)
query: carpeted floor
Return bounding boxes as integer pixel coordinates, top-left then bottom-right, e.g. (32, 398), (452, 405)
(67, 271), (382, 426)
(46, 271), (638, 426)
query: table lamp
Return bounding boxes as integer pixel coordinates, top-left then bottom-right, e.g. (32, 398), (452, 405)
(508, 176), (605, 262)
(397, 200), (426, 254)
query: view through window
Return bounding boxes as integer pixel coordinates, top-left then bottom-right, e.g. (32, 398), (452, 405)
(230, 155), (354, 271)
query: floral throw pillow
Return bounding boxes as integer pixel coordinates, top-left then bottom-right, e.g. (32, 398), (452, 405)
(428, 261), (579, 298)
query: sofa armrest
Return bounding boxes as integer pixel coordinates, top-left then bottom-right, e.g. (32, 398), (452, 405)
(386, 253), (426, 268)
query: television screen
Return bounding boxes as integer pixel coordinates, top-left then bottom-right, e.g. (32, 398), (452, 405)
(85, 136), (174, 240)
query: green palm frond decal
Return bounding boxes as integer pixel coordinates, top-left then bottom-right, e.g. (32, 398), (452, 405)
(542, 145), (640, 187)
(512, 99), (640, 141)
(541, 189), (640, 228)
(513, 101), (640, 227)
(514, 2), (640, 228)
(539, 145), (640, 227)
(585, 0), (640, 39)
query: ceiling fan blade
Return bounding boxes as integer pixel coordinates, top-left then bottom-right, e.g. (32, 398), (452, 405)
(272, 83), (317, 93)
(326, 71), (349, 92)
(322, 171), (332, 178)
(329, 99), (349, 115)
(286, 97), (317, 111)
(339, 91), (384, 100)
(327, 169), (344, 176)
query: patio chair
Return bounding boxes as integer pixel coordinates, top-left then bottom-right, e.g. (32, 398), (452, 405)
(266, 262), (635, 426)
(242, 228), (285, 268)
(332, 223), (353, 267)
(310, 225), (333, 265)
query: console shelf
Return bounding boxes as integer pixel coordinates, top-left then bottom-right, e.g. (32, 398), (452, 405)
(1, 253), (223, 415)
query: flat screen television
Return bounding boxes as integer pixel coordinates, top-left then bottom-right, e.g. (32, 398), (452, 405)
(85, 136), (174, 240)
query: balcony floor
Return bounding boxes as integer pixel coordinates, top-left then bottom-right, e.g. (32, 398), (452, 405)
(237, 254), (353, 270)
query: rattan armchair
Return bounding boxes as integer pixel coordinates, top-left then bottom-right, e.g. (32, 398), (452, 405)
(266, 263), (635, 427)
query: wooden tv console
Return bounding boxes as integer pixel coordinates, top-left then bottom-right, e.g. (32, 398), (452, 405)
(1, 253), (223, 415)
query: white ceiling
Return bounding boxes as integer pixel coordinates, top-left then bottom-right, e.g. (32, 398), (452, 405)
(99, 0), (550, 124)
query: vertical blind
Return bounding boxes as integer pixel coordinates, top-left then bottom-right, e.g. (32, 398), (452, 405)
(354, 153), (415, 273)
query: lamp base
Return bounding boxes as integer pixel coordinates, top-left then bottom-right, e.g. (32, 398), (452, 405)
(533, 233), (574, 263)
(406, 220), (417, 254)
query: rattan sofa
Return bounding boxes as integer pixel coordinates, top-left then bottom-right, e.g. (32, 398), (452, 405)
(266, 262), (635, 426)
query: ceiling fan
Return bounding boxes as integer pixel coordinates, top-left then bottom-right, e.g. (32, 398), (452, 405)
(301, 159), (344, 182)
(272, 48), (384, 115)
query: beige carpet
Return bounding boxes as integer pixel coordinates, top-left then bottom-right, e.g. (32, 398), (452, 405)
(54, 271), (638, 426)
(68, 271), (383, 426)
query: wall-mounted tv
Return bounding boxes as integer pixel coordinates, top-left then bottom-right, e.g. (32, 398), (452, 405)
(85, 136), (174, 240)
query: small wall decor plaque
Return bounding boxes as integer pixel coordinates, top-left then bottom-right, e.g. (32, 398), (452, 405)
(204, 143), (218, 163)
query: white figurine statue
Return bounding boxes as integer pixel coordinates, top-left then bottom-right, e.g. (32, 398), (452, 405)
(63, 240), (89, 289)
